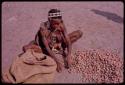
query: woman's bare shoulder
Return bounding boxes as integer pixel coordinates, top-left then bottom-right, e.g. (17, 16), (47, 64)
(40, 21), (50, 30)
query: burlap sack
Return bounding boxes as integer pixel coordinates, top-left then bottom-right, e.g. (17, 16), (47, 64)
(2, 49), (57, 84)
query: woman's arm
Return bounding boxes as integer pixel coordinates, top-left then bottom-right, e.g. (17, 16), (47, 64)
(40, 27), (63, 72)
(39, 28), (57, 60)
(60, 23), (72, 68)
(60, 23), (72, 56)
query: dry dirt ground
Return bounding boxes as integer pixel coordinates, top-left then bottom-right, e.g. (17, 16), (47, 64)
(2, 2), (123, 83)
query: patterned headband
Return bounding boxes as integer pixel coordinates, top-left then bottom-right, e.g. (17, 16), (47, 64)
(48, 12), (62, 18)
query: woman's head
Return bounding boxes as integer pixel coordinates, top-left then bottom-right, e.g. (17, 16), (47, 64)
(48, 9), (63, 30)
(48, 9), (62, 19)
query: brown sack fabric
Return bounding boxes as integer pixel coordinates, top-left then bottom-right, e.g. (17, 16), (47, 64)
(2, 49), (57, 84)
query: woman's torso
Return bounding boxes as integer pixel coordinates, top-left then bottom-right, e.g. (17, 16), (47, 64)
(36, 21), (66, 55)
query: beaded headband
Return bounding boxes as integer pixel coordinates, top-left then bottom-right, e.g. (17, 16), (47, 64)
(48, 12), (62, 18)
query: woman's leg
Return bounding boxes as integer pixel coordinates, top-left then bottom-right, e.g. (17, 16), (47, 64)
(61, 30), (83, 54)
(62, 30), (83, 69)
(68, 30), (83, 44)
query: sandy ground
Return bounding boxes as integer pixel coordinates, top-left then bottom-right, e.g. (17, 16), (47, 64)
(2, 2), (123, 83)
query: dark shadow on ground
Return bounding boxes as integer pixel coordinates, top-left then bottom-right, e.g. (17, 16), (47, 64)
(91, 9), (123, 24)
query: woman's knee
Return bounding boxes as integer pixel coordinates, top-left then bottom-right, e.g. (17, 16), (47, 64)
(74, 30), (83, 38)
(77, 30), (83, 37)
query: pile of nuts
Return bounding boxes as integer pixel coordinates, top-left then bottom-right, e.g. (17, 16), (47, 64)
(68, 49), (123, 83)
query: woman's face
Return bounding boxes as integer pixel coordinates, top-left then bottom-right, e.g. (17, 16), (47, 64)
(50, 18), (62, 30)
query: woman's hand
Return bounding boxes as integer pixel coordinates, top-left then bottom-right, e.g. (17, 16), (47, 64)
(56, 61), (63, 73)
(31, 45), (42, 53)
(66, 55), (73, 68)
(23, 44), (42, 53)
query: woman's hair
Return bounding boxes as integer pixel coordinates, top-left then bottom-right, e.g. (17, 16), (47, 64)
(48, 9), (60, 14)
(48, 9), (62, 19)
